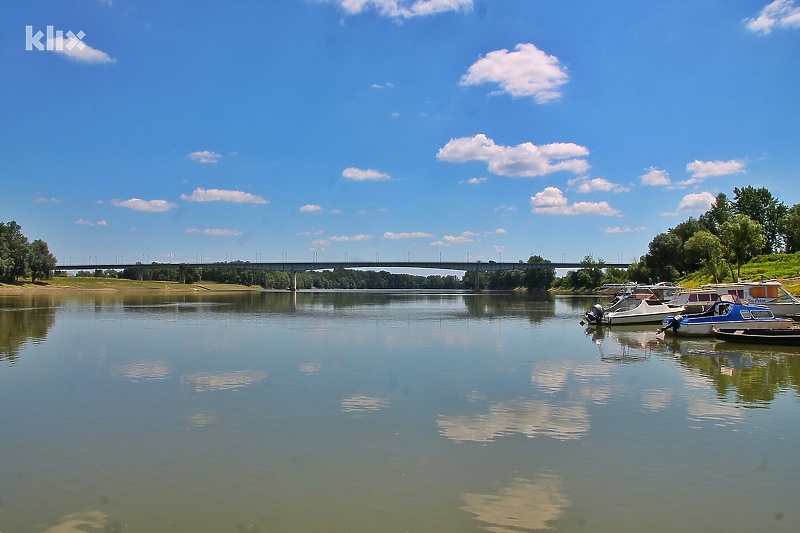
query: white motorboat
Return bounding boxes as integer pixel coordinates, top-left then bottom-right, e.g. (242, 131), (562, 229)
(582, 293), (684, 326)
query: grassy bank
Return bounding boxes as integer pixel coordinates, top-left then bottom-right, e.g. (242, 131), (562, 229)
(0, 276), (257, 294)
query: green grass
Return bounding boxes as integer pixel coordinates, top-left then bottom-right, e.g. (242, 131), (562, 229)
(0, 276), (255, 292)
(679, 252), (800, 295)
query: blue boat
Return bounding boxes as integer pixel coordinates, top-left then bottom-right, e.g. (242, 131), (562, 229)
(658, 298), (794, 337)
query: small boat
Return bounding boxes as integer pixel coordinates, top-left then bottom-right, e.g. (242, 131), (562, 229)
(668, 279), (800, 317)
(712, 327), (800, 346)
(659, 298), (795, 337)
(581, 293), (683, 326)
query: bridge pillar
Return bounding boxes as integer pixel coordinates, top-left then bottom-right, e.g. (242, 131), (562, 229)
(178, 266), (185, 284)
(473, 270), (481, 292)
(137, 269), (144, 281)
(290, 271), (297, 292)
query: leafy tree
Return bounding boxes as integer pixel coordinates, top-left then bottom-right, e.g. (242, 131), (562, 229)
(684, 231), (726, 283)
(699, 193), (733, 235)
(643, 232), (683, 282)
(733, 186), (787, 254)
(783, 204), (800, 254)
(0, 221), (30, 282)
(719, 214), (765, 280)
(28, 239), (57, 283)
(524, 255), (556, 291)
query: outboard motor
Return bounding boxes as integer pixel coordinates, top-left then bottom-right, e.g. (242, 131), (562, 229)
(582, 303), (605, 325)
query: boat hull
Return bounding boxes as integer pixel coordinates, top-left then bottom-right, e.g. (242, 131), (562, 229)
(713, 328), (800, 346)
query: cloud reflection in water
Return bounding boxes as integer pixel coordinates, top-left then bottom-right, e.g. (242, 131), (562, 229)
(182, 370), (266, 391)
(438, 400), (588, 442)
(461, 474), (569, 532)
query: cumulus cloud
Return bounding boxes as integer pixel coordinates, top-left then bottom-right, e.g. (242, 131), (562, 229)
(676, 192), (716, 213)
(460, 43), (569, 103)
(111, 198), (176, 212)
(46, 34), (115, 63)
(604, 226), (647, 234)
(531, 187), (621, 216)
(437, 134), (589, 177)
(330, 234), (373, 242)
(568, 176), (629, 193)
(640, 167), (671, 187)
(76, 219), (108, 226)
(686, 159), (745, 179)
(430, 231), (480, 246)
(331, 0), (473, 18)
(384, 231), (436, 239)
(180, 188), (268, 204)
(187, 150), (222, 163)
(465, 177), (489, 185)
(745, 0), (800, 34)
(184, 228), (242, 237)
(300, 204), (323, 213)
(342, 167), (391, 181)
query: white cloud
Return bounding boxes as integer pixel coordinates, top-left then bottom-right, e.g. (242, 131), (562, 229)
(47, 35), (115, 64)
(494, 205), (518, 212)
(437, 134), (589, 177)
(184, 228), (243, 237)
(76, 219), (108, 226)
(604, 226), (647, 234)
(430, 231), (480, 246)
(300, 204), (323, 213)
(531, 187), (621, 216)
(34, 197), (63, 203)
(180, 188), (268, 204)
(568, 176), (629, 193)
(460, 43), (568, 103)
(187, 150), (222, 163)
(332, 0), (472, 18)
(466, 177), (489, 185)
(383, 231), (436, 240)
(676, 192), (716, 213)
(330, 234), (373, 242)
(342, 167), (391, 181)
(686, 159), (745, 179)
(111, 198), (176, 212)
(640, 167), (671, 187)
(746, 0), (800, 34)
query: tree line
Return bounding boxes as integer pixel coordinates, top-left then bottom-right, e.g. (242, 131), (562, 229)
(0, 221), (57, 283)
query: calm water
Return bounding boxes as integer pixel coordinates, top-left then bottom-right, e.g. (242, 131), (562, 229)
(1, 291), (799, 533)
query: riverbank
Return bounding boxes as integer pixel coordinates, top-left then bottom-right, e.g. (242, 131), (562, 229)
(0, 277), (257, 294)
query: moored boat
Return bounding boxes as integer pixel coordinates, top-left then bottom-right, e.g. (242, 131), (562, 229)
(668, 279), (800, 317)
(582, 293), (683, 326)
(659, 298), (794, 337)
(712, 327), (800, 346)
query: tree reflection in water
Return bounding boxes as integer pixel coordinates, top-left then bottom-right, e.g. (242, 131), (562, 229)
(0, 295), (57, 364)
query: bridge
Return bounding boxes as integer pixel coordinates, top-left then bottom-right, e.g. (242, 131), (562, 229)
(56, 260), (630, 291)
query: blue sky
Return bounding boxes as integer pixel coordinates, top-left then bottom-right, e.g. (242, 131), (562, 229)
(2, 0), (799, 268)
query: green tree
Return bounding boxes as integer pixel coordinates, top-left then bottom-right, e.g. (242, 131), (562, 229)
(783, 204), (800, 254)
(719, 214), (765, 280)
(523, 255), (556, 291)
(684, 231), (726, 283)
(699, 193), (734, 235)
(28, 239), (57, 283)
(733, 186), (787, 254)
(643, 232), (683, 282)
(0, 221), (30, 282)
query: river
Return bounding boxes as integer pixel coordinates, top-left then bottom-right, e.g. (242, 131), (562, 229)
(1, 291), (799, 532)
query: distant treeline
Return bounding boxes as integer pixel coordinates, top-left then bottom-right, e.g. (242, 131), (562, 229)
(81, 255), (559, 291)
